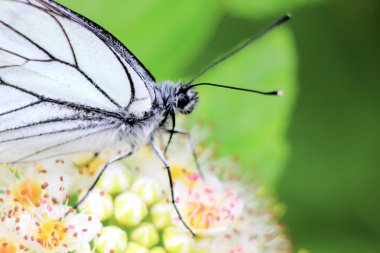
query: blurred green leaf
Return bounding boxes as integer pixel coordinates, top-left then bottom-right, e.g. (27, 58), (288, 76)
(222, 0), (326, 19)
(57, 0), (221, 80)
(190, 27), (298, 188)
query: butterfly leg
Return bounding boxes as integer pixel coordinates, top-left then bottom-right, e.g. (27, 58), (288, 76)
(164, 128), (204, 179)
(150, 138), (196, 236)
(73, 147), (136, 210)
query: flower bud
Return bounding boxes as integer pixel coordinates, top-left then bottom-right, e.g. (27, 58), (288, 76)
(97, 162), (131, 195)
(150, 247), (167, 253)
(151, 201), (173, 230)
(78, 189), (113, 221)
(131, 176), (162, 206)
(95, 226), (128, 253)
(163, 227), (195, 253)
(125, 242), (149, 253)
(131, 222), (160, 248)
(114, 192), (148, 227)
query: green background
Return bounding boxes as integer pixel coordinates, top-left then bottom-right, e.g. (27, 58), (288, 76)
(57, 0), (380, 252)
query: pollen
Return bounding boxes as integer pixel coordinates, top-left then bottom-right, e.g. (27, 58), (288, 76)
(186, 202), (220, 230)
(0, 238), (17, 253)
(171, 165), (189, 181)
(171, 165), (198, 188)
(11, 179), (42, 207)
(75, 155), (105, 176)
(36, 219), (68, 250)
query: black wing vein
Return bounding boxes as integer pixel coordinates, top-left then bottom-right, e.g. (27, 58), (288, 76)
(0, 101), (42, 117)
(10, 125), (116, 163)
(0, 18), (122, 108)
(0, 20), (53, 58)
(0, 121), (112, 144)
(0, 117), (104, 135)
(0, 81), (124, 119)
(39, 0), (156, 83)
(48, 12), (78, 66)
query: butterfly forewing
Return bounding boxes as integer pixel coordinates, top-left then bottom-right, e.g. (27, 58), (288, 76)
(40, 0), (156, 109)
(0, 0), (156, 162)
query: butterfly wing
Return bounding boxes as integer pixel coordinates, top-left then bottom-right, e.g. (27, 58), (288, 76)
(0, 0), (155, 162)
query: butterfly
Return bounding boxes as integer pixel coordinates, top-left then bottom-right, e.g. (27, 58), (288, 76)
(0, 0), (289, 235)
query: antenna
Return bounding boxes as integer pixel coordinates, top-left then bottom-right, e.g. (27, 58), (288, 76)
(188, 82), (284, 96)
(187, 14), (291, 84)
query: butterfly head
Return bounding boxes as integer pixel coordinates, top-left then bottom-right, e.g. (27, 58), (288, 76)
(175, 85), (198, 115)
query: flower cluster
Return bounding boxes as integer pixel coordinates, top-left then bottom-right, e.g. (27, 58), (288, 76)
(0, 164), (101, 253)
(0, 126), (292, 252)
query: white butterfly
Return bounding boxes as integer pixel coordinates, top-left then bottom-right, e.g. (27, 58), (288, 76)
(0, 0), (289, 234)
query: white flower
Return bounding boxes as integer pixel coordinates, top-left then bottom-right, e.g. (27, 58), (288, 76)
(19, 206), (101, 252)
(210, 206), (291, 253)
(174, 173), (243, 236)
(0, 164), (102, 253)
(208, 161), (292, 253)
(0, 223), (26, 253)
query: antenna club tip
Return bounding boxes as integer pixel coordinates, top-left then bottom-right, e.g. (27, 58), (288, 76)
(276, 14), (292, 26)
(277, 90), (285, 96)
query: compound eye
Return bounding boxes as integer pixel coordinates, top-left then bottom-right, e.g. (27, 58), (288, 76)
(177, 93), (189, 108)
